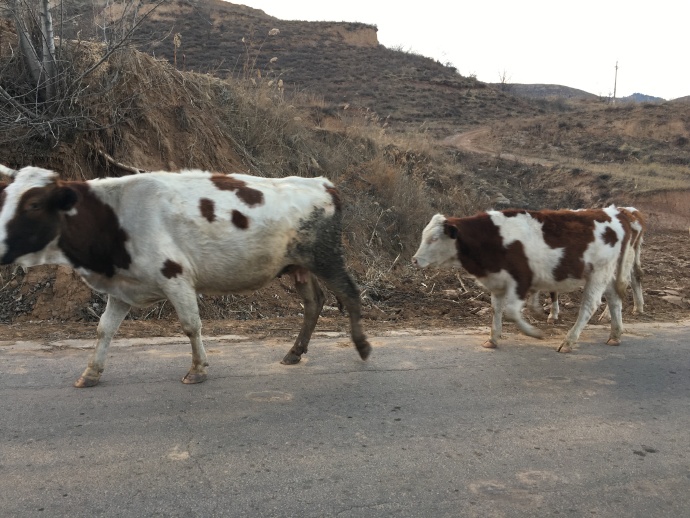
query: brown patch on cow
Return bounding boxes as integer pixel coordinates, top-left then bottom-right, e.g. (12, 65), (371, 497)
(532, 209), (611, 281)
(325, 185), (342, 211)
(618, 208), (645, 250)
(615, 210), (636, 289)
(448, 214), (533, 298)
(199, 198), (216, 222)
(161, 259), (183, 279)
(602, 226), (618, 246)
(446, 214), (502, 277)
(59, 182), (132, 277)
(503, 209), (527, 218)
(211, 175), (264, 207)
(504, 241), (533, 298)
(231, 209), (248, 229)
(2, 181), (131, 276)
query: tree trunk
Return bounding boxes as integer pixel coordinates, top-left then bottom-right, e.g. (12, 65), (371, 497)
(13, 0), (43, 98)
(11, 0), (58, 103)
(40, 0), (57, 101)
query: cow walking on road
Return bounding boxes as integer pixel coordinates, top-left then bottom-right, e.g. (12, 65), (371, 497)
(412, 207), (639, 353)
(0, 165), (371, 386)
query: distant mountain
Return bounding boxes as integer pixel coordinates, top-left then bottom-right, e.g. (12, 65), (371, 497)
(616, 93), (665, 103)
(501, 84), (670, 104)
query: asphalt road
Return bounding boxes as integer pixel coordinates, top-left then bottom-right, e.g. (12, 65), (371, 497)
(1, 321), (689, 517)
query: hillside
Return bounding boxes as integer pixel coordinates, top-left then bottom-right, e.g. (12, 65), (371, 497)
(55, 0), (556, 137)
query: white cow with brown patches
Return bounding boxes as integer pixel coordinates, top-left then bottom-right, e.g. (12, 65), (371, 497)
(0, 165), (371, 387)
(412, 207), (640, 353)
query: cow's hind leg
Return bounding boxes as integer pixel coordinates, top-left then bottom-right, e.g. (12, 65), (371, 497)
(504, 292), (543, 340)
(547, 292), (559, 324)
(631, 263), (644, 315)
(75, 295), (131, 388)
(558, 276), (607, 353)
(315, 264), (371, 361)
(166, 284), (208, 384)
(603, 285), (624, 346)
(282, 271), (325, 365)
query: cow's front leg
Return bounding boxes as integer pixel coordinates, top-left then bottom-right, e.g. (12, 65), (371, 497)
(167, 285), (208, 384)
(282, 271), (325, 365)
(75, 295), (131, 387)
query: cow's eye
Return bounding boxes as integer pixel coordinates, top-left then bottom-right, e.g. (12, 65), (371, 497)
(29, 202), (40, 211)
(429, 236), (438, 244)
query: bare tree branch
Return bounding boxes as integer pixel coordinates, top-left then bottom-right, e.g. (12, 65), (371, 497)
(97, 149), (145, 174)
(69, 0), (168, 87)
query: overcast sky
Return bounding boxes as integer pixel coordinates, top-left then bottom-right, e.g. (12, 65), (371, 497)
(236, 1), (688, 100)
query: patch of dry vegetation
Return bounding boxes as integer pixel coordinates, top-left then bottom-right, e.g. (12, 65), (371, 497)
(485, 101), (690, 193)
(0, 31), (481, 323)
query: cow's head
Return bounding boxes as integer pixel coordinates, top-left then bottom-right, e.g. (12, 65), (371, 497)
(0, 166), (78, 266)
(412, 213), (460, 269)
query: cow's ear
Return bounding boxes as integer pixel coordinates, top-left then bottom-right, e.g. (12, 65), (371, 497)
(48, 186), (78, 212)
(443, 221), (458, 239)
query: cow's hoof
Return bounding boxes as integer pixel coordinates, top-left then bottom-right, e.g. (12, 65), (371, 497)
(74, 376), (100, 388)
(182, 372), (207, 384)
(482, 340), (497, 349)
(357, 341), (372, 361)
(281, 353), (302, 365)
(557, 344), (572, 353)
(606, 338), (621, 346)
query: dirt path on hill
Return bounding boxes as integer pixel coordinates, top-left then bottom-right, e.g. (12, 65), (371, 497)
(442, 127), (556, 167)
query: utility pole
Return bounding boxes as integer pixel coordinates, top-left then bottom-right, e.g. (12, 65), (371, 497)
(613, 61), (618, 104)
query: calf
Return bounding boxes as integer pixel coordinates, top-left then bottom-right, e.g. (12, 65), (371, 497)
(0, 165), (371, 386)
(412, 207), (638, 353)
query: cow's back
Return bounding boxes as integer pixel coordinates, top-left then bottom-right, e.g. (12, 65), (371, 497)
(89, 171), (339, 294)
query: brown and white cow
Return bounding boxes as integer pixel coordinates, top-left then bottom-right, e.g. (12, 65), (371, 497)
(412, 207), (639, 353)
(0, 165), (371, 386)
(530, 206), (645, 323)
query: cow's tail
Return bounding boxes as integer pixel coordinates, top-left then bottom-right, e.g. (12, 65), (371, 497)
(615, 233), (635, 300)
